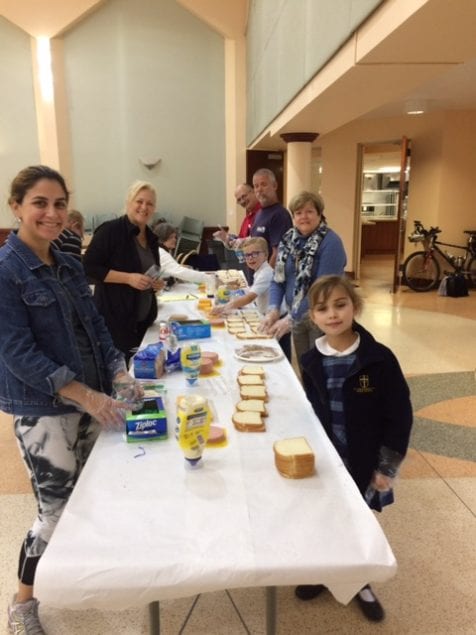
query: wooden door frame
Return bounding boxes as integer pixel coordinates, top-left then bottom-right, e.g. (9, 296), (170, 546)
(355, 139), (409, 290)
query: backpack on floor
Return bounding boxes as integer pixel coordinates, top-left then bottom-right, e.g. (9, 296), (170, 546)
(445, 273), (468, 297)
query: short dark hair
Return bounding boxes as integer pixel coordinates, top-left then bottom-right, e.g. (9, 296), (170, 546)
(9, 165), (69, 205)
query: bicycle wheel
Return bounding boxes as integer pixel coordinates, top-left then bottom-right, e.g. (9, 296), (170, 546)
(403, 251), (440, 291)
(466, 257), (476, 289)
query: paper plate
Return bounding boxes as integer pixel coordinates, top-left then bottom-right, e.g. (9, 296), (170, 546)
(234, 344), (284, 363)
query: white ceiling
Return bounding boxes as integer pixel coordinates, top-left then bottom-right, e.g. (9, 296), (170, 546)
(250, 0), (476, 149)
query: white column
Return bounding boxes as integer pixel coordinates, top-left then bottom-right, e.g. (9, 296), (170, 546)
(281, 133), (318, 204)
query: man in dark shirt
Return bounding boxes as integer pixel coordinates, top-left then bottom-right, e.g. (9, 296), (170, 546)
(251, 168), (292, 267)
(52, 209), (84, 261)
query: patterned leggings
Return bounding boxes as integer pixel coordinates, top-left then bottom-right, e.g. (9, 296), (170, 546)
(14, 412), (100, 586)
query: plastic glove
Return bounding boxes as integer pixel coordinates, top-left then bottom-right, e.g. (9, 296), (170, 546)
(213, 228), (228, 243)
(128, 273), (155, 291)
(371, 471), (395, 492)
(268, 315), (292, 340)
(112, 373), (144, 411)
(80, 388), (127, 428)
(150, 278), (166, 293)
(210, 304), (226, 316)
(259, 309), (280, 334)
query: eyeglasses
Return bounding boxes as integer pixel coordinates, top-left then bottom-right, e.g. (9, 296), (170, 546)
(236, 194), (248, 204)
(243, 251), (264, 260)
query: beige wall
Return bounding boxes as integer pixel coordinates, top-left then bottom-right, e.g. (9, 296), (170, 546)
(317, 110), (476, 275)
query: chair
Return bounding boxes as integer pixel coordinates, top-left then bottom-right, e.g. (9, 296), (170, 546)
(91, 213), (118, 231)
(175, 216), (204, 258)
(207, 239), (247, 273)
(206, 239), (227, 269)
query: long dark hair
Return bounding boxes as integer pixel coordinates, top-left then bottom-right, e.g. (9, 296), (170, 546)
(9, 165), (70, 205)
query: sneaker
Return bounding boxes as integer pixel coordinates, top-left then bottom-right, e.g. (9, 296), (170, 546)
(7, 595), (46, 634)
(355, 585), (385, 622)
(295, 584), (326, 600)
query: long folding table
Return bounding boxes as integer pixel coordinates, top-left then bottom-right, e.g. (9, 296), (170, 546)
(36, 283), (397, 633)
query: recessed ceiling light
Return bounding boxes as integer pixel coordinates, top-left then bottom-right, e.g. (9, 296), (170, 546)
(405, 99), (427, 115)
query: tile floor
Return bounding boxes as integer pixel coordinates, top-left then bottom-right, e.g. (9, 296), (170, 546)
(1, 256), (475, 634)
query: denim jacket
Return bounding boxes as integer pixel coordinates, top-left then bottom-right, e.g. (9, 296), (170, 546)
(0, 232), (125, 416)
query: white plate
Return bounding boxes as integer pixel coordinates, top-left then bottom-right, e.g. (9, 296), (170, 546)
(234, 345), (284, 363)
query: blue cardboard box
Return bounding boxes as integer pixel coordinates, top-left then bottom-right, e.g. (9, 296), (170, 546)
(170, 319), (211, 340)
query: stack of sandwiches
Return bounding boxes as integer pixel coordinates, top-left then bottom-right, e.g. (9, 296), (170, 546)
(232, 365), (268, 432)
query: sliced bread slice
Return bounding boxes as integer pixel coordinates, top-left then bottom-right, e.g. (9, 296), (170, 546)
(239, 385), (268, 401)
(239, 365), (265, 377)
(237, 374), (264, 386)
(232, 410), (265, 432)
(236, 332), (273, 340)
(235, 399), (268, 416)
(274, 437), (313, 457)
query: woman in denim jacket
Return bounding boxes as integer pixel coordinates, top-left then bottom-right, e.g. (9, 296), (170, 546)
(0, 166), (130, 635)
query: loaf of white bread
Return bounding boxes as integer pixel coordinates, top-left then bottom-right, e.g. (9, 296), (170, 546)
(273, 437), (315, 479)
(232, 411), (265, 432)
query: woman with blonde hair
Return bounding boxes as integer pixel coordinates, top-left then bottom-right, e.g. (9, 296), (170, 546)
(83, 181), (165, 362)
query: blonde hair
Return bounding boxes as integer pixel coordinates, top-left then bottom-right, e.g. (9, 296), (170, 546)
(308, 275), (363, 315)
(241, 236), (269, 257)
(125, 180), (156, 209)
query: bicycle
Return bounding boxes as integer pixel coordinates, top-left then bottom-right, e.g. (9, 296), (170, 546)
(402, 220), (476, 291)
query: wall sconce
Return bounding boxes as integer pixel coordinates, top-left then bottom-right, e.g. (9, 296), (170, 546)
(139, 157), (162, 170)
(404, 99), (428, 115)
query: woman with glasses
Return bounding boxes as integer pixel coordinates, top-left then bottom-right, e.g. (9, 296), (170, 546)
(261, 191), (347, 369)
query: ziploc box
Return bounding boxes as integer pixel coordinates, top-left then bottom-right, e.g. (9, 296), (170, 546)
(125, 395), (167, 442)
(170, 319), (211, 340)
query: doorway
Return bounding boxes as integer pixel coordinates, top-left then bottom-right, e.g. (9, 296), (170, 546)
(355, 140), (411, 292)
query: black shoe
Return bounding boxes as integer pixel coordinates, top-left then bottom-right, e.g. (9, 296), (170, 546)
(355, 585), (385, 622)
(295, 584), (326, 601)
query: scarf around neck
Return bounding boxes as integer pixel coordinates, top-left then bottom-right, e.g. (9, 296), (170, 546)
(274, 221), (328, 319)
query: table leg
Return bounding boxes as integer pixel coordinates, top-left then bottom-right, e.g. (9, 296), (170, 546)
(265, 586), (277, 635)
(148, 601), (160, 634)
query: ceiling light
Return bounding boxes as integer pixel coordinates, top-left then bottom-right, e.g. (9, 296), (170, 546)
(405, 99), (427, 115)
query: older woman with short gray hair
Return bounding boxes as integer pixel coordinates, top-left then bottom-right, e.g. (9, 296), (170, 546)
(261, 191), (347, 368)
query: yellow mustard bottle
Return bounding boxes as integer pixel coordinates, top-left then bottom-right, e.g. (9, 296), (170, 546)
(175, 394), (211, 469)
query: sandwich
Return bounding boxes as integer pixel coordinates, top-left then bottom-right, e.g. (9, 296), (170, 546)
(239, 385), (268, 401)
(232, 411), (265, 432)
(235, 399), (268, 416)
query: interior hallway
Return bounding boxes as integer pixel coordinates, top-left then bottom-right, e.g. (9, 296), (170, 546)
(1, 256), (475, 634)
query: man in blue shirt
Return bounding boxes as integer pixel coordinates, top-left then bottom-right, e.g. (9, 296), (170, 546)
(251, 168), (292, 267)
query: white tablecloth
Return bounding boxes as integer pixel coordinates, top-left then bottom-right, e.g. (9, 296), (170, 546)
(36, 284), (396, 609)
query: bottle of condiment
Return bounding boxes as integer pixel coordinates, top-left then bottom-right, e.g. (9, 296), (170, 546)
(180, 342), (202, 386)
(205, 273), (216, 298)
(175, 394), (211, 469)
